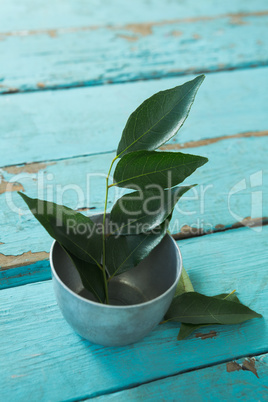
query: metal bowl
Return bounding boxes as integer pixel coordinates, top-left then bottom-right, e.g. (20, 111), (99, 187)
(50, 228), (182, 346)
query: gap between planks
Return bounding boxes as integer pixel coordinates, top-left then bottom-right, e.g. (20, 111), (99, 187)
(1, 217), (267, 272)
(1, 129), (267, 171)
(1, 10), (268, 95)
(2, 63), (268, 96)
(72, 351), (268, 401)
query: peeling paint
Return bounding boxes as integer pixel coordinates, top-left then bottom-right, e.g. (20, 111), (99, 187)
(227, 358), (259, 378)
(0, 251), (49, 270)
(0, 175), (24, 195)
(195, 331), (217, 340)
(124, 23), (153, 36)
(192, 33), (201, 40)
(229, 16), (248, 26)
(171, 30), (183, 37)
(4, 162), (54, 174)
(117, 34), (138, 42)
(242, 358), (259, 378)
(172, 216), (268, 240)
(47, 29), (57, 38)
(215, 224), (225, 230)
(226, 361), (242, 373)
(3, 87), (19, 94)
(1, 10), (267, 39)
(172, 225), (204, 240)
(37, 82), (46, 88)
(160, 130), (268, 151)
(231, 216), (268, 229)
(77, 206), (96, 212)
(0, 25), (99, 39)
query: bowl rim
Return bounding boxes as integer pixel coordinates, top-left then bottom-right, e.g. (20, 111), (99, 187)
(50, 234), (182, 310)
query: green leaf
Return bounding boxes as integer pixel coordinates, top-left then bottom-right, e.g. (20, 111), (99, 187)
(175, 266), (194, 296)
(177, 292), (241, 340)
(117, 75), (205, 157)
(63, 247), (106, 304)
(18, 192), (102, 266)
(106, 221), (168, 278)
(113, 150), (208, 189)
(110, 186), (194, 235)
(165, 291), (262, 325)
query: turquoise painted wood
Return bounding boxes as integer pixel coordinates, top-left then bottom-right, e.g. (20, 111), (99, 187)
(0, 227), (267, 400)
(92, 354), (268, 401)
(1, 67), (268, 167)
(0, 11), (268, 93)
(1, 0), (267, 399)
(1, 0), (266, 32)
(0, 260), (50, 289)
(1, 135), (267, 282)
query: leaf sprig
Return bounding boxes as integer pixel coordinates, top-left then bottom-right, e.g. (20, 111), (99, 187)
(18, 74), (262, 336)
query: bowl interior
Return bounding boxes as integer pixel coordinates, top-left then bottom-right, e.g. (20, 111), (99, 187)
(52, 232), (180, 307)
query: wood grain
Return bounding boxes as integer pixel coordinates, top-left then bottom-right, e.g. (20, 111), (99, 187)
(0, 226), (267, 400)
(1, 10), (268, 93)
(1, 67), (268, 167)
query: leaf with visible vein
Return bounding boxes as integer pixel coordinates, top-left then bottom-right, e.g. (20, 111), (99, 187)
(165, 291), (262, 325)
(117, 75), (205, 157)
(110, 186), (194, 235)
(177, 292), (242, 340)
(18, 192), (102, 266)
(113, 150), (208, 189)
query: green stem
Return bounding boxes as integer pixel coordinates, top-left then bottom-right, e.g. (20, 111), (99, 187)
(102, 155), (119, 304)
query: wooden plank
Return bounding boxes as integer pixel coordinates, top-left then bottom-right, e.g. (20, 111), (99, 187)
(0, 226), (267, 400)
(92, 354), (268, 401)
(1, 67), (268, 166)
(0, 260), (50, 289)
(1, 135), (267, 283)
(1, 10), (268, 93)
(1, 0), (266, 32)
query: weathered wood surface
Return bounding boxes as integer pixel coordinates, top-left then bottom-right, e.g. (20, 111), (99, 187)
(1, 0), (267, 399)
(0, 226), (267, 401)
(1, 135), (267, 285)
(1, 67), (268, 167)
(93, 354), (268, 401)
(2, 0), (266, 32)
(1, 9), (268, 93)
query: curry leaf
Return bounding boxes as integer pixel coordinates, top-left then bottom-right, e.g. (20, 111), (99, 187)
(113, 150), (208, 189)
(18, 192), (102, 266)
(177, 292), (242, 340)
(63, 247), (106, 304)
(106, 221), (168, 278)
(110, 186), (194, 235)
(165, 291), (262, 325)
(117, 75), (205, 157)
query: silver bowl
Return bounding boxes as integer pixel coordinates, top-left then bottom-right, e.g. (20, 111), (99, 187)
(50, 231), (182, 346)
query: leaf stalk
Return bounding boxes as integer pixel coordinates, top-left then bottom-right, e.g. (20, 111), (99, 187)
(102, 155), (119, 304)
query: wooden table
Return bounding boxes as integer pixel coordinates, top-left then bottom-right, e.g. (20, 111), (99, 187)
(1, 1), (268, 400)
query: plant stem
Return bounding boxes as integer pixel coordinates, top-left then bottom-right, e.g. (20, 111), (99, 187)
(102, 155), (119, 304)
